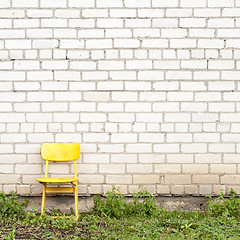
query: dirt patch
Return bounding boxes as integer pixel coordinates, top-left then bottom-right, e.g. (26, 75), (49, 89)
(0, 222), (91, 239)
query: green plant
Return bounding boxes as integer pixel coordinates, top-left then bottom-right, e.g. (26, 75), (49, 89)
(92, 187), (158, 218)
(2, 189), (240, 239)
(0, 192), (28, 218)
(206, 189), (240, 218)
(2, 227), (16, 240)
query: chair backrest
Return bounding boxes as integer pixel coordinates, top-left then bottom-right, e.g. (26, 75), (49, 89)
(41, 143), (80, 178)
(41, 143), (80, 161)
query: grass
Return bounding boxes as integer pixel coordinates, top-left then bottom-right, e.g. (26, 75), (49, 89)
(1, 188), (240, 239)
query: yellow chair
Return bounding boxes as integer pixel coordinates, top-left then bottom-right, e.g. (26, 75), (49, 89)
(37, 143), (80, 220)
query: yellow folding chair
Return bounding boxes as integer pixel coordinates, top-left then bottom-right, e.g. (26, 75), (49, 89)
(37, 143), (80, 220)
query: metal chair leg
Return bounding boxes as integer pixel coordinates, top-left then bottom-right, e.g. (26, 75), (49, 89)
(41, 184), (47, 215)
(74, 183), (79, 220)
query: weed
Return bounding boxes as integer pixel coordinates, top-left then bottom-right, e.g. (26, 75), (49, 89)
(206, 189), (240, 218)
(1, 188), (240, 239)
(0, 192), (27, 218)
(92, 187), (158, 218)
(2, 227), (15, 240)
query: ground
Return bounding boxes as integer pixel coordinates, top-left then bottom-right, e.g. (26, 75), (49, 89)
(1, 189), (240, 239)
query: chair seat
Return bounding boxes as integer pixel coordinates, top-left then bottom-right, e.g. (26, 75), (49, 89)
(37, 177), (78, 183)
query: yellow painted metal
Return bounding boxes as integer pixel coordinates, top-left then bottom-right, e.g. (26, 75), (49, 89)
(41, 143), (80, 161)
(74, 180), (79, 218)
(45, 160), (49, 178)
(37, 143), (80, 219)
(41, 184), (46, 215)
(37, 177), (78, 183)
(74, 159), (77, 178)
(45, 187), (74, 193)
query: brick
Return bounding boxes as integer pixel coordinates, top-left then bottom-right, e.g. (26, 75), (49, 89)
(208, 19), (234, 28)
(209, 144), (235, 153)
(152, 0), (178, 7)
(114, 39), (140, 49)
(192, 175), (219, 184)
(180, 18), (206, 28)
(97, 19), (123, 28)
(161, 29), (187, 38)
(126, 144), (152, 153)
(127, 164), (153, 173)
(125, 19), (151, 28)
(26, 113), (52, 123)
(221, 175), (240, 185)
(69, 0), (94, 7)
(182, 164), (208, 173)
(217, 29), (240, 38)
(199, 185), (212, 195)
(0, 30), (25, 39)
(125, 82), (151, 90)
(185, 185), (198, 195)
(170, 39), (196, 48)
(99, 164), (125, 174)
(165, 175), (191, 184)
(98, 144), (124, 153)
(0, 0), (10, 8)
(106, 175), (132, 184)
(194, 8), (220, 17)
(0, 10), (24, 18)
(208, 0), (234, 7)
(166, 9), (192, 17)
(194, 133), (220, 143)
(15, 103), (40, 113)
(167, 154), (194, 163)
(27, 92), (53, 102)
(78, 175), (104, 184)
(96, 0), (122, 7)
(142, 39), (168, 48)
(171, 185), (184, 195)
(0, 20), (11, 29)
(198, 39), (224, 49)
(126, 103), (151, 112)
(210, 164), (236, 174)
(98, 61), (124, 70)
(111, 133), (137, 143)
(181, 144), (207, 153)
(139, 154), (164, 163)
(27, 9), (52, 18)
(140, 92), (165, 101)
(111, 154), (137, 163)
(15, 164), (41, 174)
(14, 19), (39, 28)
(82, 9), (107, 18)
(13, 0), (38, 7)
(5, 40), (31, 49)
(69, 19), (95, 28)
(81, 113), (106, 122)
(222, 8), (240, 16)
(112, 92), (137, 102)
(209, 60), (234, 69)
(139, 133), (164, 143)
(180, 0), (206, 7)
(154, 144), (179, 153)
(42, 103), (68, 112)
(133, 175), (160, 184)
(167, 133), (192, 143)
(155, 164), (181, 174)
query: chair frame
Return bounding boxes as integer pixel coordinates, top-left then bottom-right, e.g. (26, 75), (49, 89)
(37, 143), (80, 220)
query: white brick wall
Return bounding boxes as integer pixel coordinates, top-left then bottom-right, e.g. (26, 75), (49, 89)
(1, 0), (240, 196)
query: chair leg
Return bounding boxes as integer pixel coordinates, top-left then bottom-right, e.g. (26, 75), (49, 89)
(74, 182), (79, 219)
(41, 184), (47, 215)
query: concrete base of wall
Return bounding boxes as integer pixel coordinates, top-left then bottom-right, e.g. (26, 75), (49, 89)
(19, 196), (209, 213)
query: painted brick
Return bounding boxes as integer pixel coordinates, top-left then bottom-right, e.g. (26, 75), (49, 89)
(2, 0), (240, 196)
